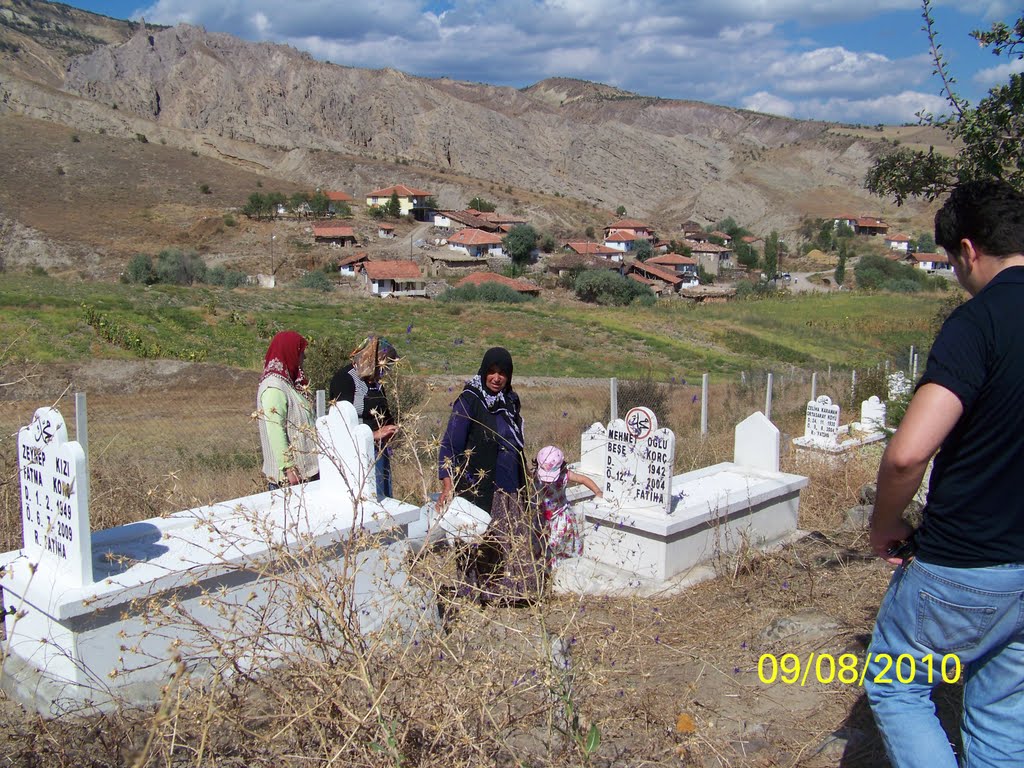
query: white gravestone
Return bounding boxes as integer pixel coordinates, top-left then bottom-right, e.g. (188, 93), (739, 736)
(860, 396), (887, 433)
(2, 406), (427, 715)
(734, 412), (780, 473)
(604, 407), (675, 515)
(888, 371), (912, 401)
(17, 407), (92, 587)
(804, 395), (840, 446)
(578, 422), (605, 478)
(317, 401), (377, 503)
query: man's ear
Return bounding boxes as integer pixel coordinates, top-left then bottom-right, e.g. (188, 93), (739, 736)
(959, 238), (980, 266)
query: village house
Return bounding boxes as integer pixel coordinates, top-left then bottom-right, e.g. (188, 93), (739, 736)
(325, 190), (355, 215)
(359, 260), (426, 297)
(885, 233), (911, 252)
(855, 216), (889, 236)
(365, 184), (433, 220)
(378, 224), (396, 239)
(337, 251), (369, 277)
(476, 210), (527, 233)
(425, 249), (491, 276)
(456, 271), (541, 296)
(313, 223), (358, 247)
(564, 241), (623, 262)
(603, 219), (654, 240)
(626, 260), (683, 295)
(447, 228), (505, 259)
(831, 215), (859, 231)
(684, 239), (734, 276)
(545, 252), (622, 278)
(903, 252), (950, 272)
(646, 252), (699, 284)
(679, 220), (704, 238)
(604, 229), (641, 253)
(433, 209), (499, 233)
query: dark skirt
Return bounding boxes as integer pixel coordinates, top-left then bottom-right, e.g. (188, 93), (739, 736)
(456, 488), (547, 604)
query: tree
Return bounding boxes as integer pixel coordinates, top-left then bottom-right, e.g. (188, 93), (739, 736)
(310, 191), (330, 217)
(468, 196), (496, 212)
(634, 239), (653, 262)
(242, 192), (271, 220)
(866, 2), (1024, 202)
(913, 231), (937, 253)
(735, 241), (759, 270)
(290, 191), (311, 214)
(266, 191), (287, 218)
(502, 224), (539, 266)
(835, 250), (847, 287)
(615, 205), (627, 216)
(384, 191), (402, 218)
(763, 230), (780, 279)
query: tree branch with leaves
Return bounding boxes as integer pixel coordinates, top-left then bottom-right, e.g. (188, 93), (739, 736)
(865, 1), (1024, 203)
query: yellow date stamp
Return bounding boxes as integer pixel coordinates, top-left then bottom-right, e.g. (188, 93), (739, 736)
(757, 652), (962, 686)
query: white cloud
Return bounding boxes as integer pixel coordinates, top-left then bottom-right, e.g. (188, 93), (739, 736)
(973, 57), (1024, 86)
(742, 91), (796, 117)
(124, 0), (996, 124)
(791, 90), (950, 124)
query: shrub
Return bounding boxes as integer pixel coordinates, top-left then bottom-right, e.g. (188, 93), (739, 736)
(573, 270), (654, 306)
(438, 283), (530, 304)
(855, 253), (933, 291)
(155, 249), (206, 285)
(223, 214), (236, 227)
(135, 133), (148, 143)
(296, 270), (333, 292)
(124, 253), (156, 284)
(71, 134), (80, 143)
(199, 183), (211, 194)
(613, 373), (670, 424)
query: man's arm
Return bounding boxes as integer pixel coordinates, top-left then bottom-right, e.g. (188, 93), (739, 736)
(870, 383), (963, 562)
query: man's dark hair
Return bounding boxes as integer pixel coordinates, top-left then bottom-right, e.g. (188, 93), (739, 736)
(935, 179), (1024, 258)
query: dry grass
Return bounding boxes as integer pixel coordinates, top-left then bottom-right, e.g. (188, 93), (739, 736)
(0, 361), (939, 767)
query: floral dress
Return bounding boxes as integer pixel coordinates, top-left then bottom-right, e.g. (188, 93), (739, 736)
(536, 473), (584, 564)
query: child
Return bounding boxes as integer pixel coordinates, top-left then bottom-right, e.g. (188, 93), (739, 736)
(534, 445), (603, 564)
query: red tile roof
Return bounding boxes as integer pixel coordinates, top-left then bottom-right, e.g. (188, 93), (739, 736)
(366, 184), (432, 198)
(683, 239), (730, 253)
(565, 241), (620, 256)
(449, 228), (504, 246)
(630, 261), (682, 284)
(605, 229), (639, 242)
(885, 233), (911, 242)
(440, 210), (496, 229)
(314, 225), (356, 238)
(362, 260), (423, 280)
(648, 253), (697, 266)
(325, 190), (354, 202)
(909, 252), (948, 263)
(456, 271), (540, 293)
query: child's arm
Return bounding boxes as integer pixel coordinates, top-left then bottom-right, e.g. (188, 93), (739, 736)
(567, 470), (603, 498)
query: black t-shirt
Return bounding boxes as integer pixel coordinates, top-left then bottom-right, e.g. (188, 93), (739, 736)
(328, 364), (393, 431)
(914, 266), (1024, 566)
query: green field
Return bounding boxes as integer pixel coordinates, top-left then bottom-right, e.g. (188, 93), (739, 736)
(1, 274), (949, 378)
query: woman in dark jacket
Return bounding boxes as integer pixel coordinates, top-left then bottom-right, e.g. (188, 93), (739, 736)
(438, 347), (545, 602)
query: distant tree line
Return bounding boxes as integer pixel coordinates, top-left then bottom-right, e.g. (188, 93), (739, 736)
(123, 249), (247, 288)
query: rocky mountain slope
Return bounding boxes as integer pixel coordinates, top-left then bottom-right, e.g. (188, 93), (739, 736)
(0, 0), (941, 273)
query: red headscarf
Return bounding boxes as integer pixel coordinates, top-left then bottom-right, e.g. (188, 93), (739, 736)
(261, 331), (309, 390)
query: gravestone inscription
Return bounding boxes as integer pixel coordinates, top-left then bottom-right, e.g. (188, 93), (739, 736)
(804, 396), (840, 446)
(17, 407), (92, 587)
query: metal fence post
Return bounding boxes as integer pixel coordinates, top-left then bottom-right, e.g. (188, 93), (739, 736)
(316, 389), (326, 419)
(701, 373), (709, 437)
(810, 372), (817, 402)
(765, 373), (774, 420)
(75, 391), (90, 509)
(610, 378), (618, 422)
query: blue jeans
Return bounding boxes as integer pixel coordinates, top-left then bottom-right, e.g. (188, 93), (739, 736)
(865, 558), (1024, 768)
(375, 449), (392, 500)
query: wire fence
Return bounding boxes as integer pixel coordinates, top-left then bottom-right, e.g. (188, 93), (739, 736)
(0, 360), (912, 553)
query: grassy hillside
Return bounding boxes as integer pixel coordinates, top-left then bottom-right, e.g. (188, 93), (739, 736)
(2, 274), (949, 379)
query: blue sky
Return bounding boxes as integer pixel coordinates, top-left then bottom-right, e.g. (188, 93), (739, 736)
(61, 0), (1022, 125)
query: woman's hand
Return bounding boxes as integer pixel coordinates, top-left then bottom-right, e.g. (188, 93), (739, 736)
(374, 424), (399, 443)
(437, 476), (453, 507)
(285, 467), (302, 486)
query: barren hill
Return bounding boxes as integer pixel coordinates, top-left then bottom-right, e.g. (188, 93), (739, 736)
(0, 0), (943, 276)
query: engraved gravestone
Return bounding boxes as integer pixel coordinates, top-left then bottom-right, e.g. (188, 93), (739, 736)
(604, 407), (675, 514)
(888, 371), (912, 401)
(17, 407), (92, 587)
(804, 395), (840, 446)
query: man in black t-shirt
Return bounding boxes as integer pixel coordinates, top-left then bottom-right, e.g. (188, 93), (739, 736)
(865, 180), (1024, 768)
